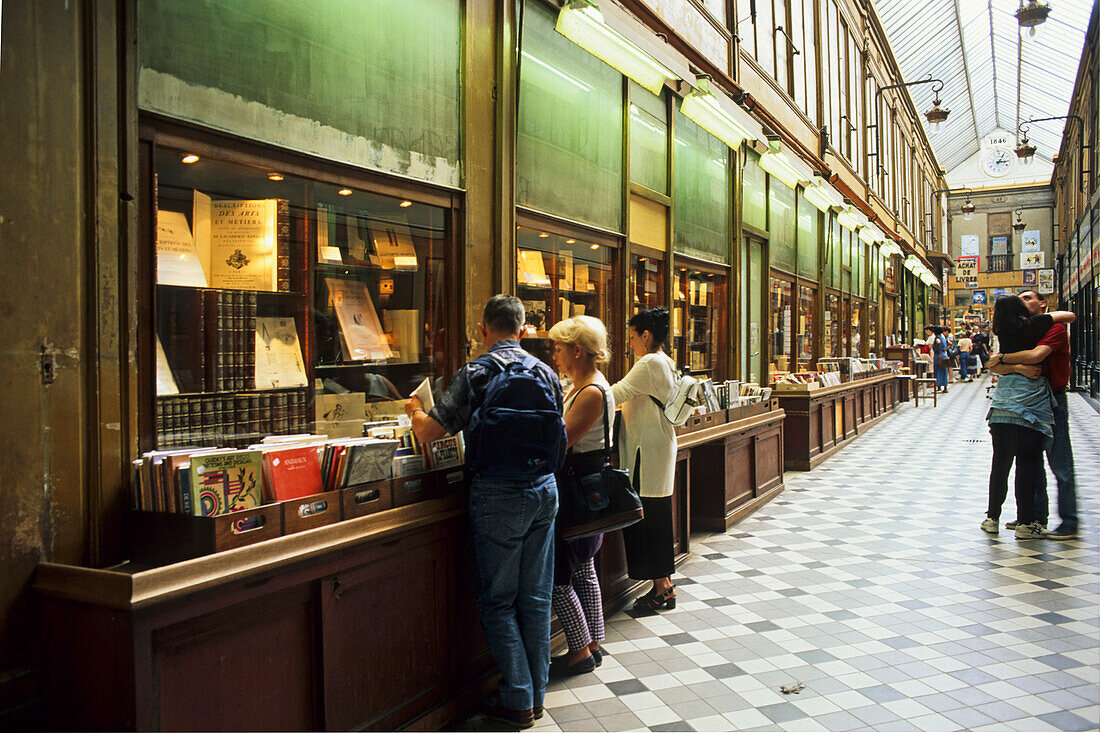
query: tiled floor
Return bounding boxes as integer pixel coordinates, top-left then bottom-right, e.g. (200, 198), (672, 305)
(467, 376), (1100, 732)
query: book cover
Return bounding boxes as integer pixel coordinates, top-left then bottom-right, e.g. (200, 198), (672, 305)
(425, 434), (464, 470)
(255, 316), (308, 389)
(156, 210), (208, 287)
(195, 194), (282, 291)
(314, 391), (366, 439)
(189, 450), (265, 516)
(343, 439), (400, 486)
(156, 335), (180, 396)
(326, 278), (393, 360)
(518, 250), (551, 287)
(369, 218), (418, 270)
(262, 445), (323, 502)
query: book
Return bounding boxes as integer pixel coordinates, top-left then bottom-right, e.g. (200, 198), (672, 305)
(342, 439), (400, 486)
(369, 218), (418, 270)
(255, 316), (308, 389)
(262, 445), (323, 502)
(156, 336), (180, 395)
(425, 434), (464, 470)
(189, 450), (265, 516)
(521, 300), (548, 334)
(193, 190), (289, 292)
(326, 278), (393, 360)
(314, 391), (367, 438)
(518, 250), (551, 287)
(383, 309), (420, 363)
(411, 377), (435, 412)
(156, 210), (208, 287)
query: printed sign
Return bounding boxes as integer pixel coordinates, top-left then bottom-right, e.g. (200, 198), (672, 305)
(1021, 230), (1041, 253)
(1021, 251), (1044, 269)
(991, 236), (1008, 256)
(1038, 268), (1055, 295)
(1023, 270), (1036, 286)
(955, 257), (979, 288)
(960, 234), (980, 257)
(972, 290), (987, 305)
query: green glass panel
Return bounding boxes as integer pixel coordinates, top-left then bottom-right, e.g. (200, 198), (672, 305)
(796, 192), (819, 281)
(629, 82), (668, 195)
(517, 1), (623, 232)
(828, 217), (842, 288)
(841, 229), (852, 292)
(742, 151), (767, 230)
(673, 109), (730, 263)
(138, 0), (463, 188)
(769, 183), (796, 274)
(749, 238), (763, 383)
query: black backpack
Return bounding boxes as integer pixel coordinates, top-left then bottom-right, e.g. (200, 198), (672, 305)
(466, 353), (566, 479)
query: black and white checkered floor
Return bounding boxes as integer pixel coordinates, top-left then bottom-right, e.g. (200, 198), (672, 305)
(466, 377), (1100, 732)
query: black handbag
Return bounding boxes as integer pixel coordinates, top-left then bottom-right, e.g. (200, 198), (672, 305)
(558, 384), (644, 541)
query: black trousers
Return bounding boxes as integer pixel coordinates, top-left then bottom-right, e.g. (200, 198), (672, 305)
(988, 422), (1045, 524)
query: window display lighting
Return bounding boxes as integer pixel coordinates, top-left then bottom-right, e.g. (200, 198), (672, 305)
(837, 205), (867, 232)
(679, 76), (763, 150)
(758, 143), (812, 190)
(803, 180), (844, 213)
(858, 222), (886, 246)
(556, 0), (675, 94)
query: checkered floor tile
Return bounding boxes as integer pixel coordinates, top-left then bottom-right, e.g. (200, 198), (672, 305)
(464, 376), (1100, 732)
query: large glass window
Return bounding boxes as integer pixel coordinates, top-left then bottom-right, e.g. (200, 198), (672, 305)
(824, 291), (841, 358)
(743, 236), (765, 383)
(674, 266), (728, 379)
(673, 110), (731, 263)
(851, 300), (863, 356)
(516, 224), (616, 368)
(770, 277), (793, 378)
(629, 82), (668, 195)
(769, 183), (797, 274)
(139, 0), (463, 188)
(742, 151), (768, 231)
(797, 191), (819, 280)
(798, 285), (816, 367)
(517, 0), (623, 232)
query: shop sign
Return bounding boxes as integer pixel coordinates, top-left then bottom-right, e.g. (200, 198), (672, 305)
(1021, 251), (1044, 269)
(972, 290), (987, 305)
(1021, 230), (1041, 252)
(956, 257), (979, 288)
(1037, 268), (1054, 294)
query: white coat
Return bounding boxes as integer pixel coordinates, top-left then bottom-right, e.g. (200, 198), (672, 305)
(610, 352), (677, 498)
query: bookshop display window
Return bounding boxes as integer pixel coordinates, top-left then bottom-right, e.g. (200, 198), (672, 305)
(151, 142), (455, 451)
(851, 299), (863, 356)
(672, 109), (730, 264)
(869, 301), (879, 355)
(632, 254), (665, 314)
(841, 297), (852, 356)
(824, 291), (842, 358)
(741, 235), (766, 383)
(825, 216), (842, 289)
(516, 224), (616, 369)
(796, 192), (820, 281)
(673, 264), (728, 379)
(769, 276), (793, 377)
(798, 285), (816, 368)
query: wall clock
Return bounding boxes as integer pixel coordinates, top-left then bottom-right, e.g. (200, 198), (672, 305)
(983, 149), (1014, 177)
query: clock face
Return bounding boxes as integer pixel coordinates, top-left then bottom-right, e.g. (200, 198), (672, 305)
(983, 149), (1014, 177)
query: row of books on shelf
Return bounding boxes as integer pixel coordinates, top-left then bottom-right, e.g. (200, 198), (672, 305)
(133, 425), (466, 516)
(156, 390), (310, 450)
(518, 250), (598, 291)
(689, 380), (772, 416)
(214, 290), (257, 391)
(674, 274), (714, 306)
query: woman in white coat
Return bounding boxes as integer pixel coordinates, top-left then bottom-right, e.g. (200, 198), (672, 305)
(610, 307), (678, 615)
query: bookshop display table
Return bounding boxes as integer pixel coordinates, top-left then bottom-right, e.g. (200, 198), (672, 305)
(680, 402), (786, 532)
(776, 372), (901, 471)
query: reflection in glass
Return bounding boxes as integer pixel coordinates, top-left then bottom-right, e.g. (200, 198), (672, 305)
(629, 82), (668, 195)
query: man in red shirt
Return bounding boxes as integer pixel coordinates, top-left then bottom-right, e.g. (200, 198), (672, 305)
(987, 290), (1077, 539)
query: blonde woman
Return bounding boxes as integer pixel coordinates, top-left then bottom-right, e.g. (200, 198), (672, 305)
(611, 307), (677, 615)
(547, 315), (615, 678)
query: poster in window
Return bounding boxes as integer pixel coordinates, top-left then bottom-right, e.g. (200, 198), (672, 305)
(960, 234), (980, 257)
(990, 236), (1008, 256)
(1020, 251), (1044, 269)
(972, 290), (987, 305)
(1021, 230), (1041, 252)
(1037, 268), (1055, 294)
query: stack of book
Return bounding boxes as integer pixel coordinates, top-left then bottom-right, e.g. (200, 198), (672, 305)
(214, 290), (257, 391)
(156, 388), (309, 449)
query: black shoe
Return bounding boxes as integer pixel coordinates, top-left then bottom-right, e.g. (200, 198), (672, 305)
(1047, 524), (1078, 540)
(592, 647), (603, 667)
(629, 586), (676, 617)
(533, 706), (544, 720)
(549, 653), (596, 679)
(484, 702), (534, 729)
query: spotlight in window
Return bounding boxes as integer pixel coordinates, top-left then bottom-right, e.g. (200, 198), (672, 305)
(181, 154), (200, 164)
(590, 243), (599, 250)
(399, 200), (413, 208)
(267, 172), (284, 181)
(338, 188), (353, 196)
(538, 232), (550, 238)
(566, 239), (576, 244)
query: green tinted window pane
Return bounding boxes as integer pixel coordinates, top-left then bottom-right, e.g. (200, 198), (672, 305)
(742, 151), (767, 230)
(796, 192), (819, 280)
(673, 110), (730, 263)
(841, 229), (852, 292)
(629, 82), (668, 194)
(517, 1), (623, 232)
(828, 218), (842, 288)
(749, 238), (763, 383)
(138, 0), (463, 188)
(769, 183), (796, 274)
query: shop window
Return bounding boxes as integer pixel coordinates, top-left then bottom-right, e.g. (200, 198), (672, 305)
(138, 0), (463, 188)
(824, 291), (841, 358)
(629, 82), (668, 195)
(517, 0), (624, 233)
(769, 183), (797, 274)
(742, 151), (768, 231)
(673, 109), (731, 264)
(796, 192), (819, 281)
(151, 141), (455, 450)
(742, 236), (766, 383)
(633, 255), (665, 314)
(516, 224), (616, 369)
(851, 299), (863, 356)
(798, 285), (816, 367)
(674, 265), (728, 378)
(824, 216), (842, 288)
(769, 277), (793, 379)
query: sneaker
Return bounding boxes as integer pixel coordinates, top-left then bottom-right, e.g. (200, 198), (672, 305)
(1046, 524), (1078, 540)
(980, 518), (999, 534)
(1015, 521), (1047, 539)
(1005, 520), (1046, 531)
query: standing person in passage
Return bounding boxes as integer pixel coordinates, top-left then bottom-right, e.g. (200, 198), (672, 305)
(547, 316), (613, 678)
(407, 295), (565, 729)
(931, 326), (950, 393)
(957, 330), (974, 382)
(980, 295), (1075, 539)
(988, 290), (1079, 540)
(611, 308), (678, 615)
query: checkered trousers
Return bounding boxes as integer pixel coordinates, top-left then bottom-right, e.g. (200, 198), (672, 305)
(551, 557), (604, 651)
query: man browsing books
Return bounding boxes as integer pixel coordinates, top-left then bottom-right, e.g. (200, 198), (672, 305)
(406, 295), (566, 729)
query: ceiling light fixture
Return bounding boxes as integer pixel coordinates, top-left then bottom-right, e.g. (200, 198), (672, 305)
(399, 200), (413, 208)
(338, 188), (353, 196)
(181, 154), (200, 164)
(961, 192), (976, 221)
(1015, 0), (1051, 37)
(267, 172), (284, 181)
(566, 239), (576, 244)
(1015, 124), (1037, 166)
(679, 75), (763, 150)
(758, 142), (813, 190)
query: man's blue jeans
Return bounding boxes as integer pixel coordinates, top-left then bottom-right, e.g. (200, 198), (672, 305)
(958, 353), (971, 380)
(469, 474), (558, 711)
(1034, 391), (1077, 530)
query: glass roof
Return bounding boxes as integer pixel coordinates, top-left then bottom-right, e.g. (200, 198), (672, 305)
(875, 0), (1093, 173)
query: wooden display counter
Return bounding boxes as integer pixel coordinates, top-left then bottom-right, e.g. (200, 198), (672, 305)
(776, 372), (902, 471)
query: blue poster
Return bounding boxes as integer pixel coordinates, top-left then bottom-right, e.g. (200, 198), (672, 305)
(972, 290), (987, 305)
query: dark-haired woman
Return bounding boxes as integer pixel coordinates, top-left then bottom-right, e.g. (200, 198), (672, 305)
(983, 295), (1075, 539)
(611, 308), (678, 615)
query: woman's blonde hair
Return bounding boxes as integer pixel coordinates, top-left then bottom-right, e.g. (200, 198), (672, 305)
(548, 315), (609, 364)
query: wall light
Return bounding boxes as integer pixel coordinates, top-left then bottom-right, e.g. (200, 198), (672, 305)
(267, 172), (284, 181)
(1013, 208), (1027, 232)
(566, 239), (576, 244)
(338, 188), (353, 196)
(399, 200), (413, 208)
(803, 180), (844, 213)
(837, 205), (867, 232)
(556, 0), (674, 94)
(679, 76), (762, 150)
(859, 222), (886, 246)
(181, 154), (200, 164)
(758, 143), (813, 190)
